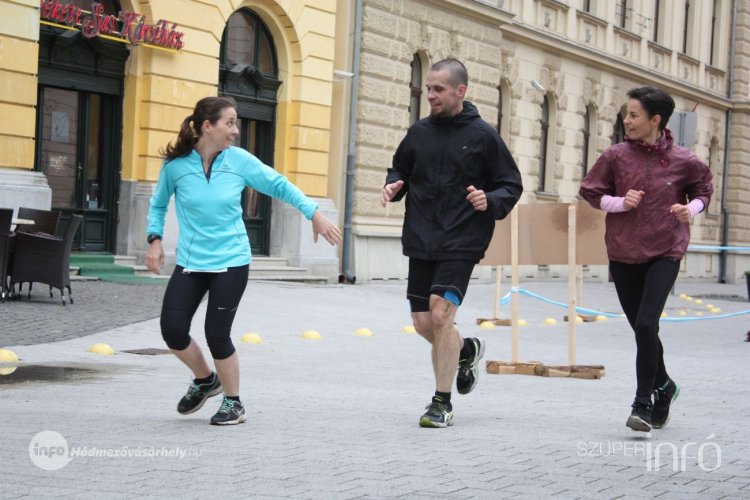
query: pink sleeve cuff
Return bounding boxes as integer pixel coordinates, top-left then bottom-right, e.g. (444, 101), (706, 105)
(600, 195), (627, 213)
(688, 199), (705, 219)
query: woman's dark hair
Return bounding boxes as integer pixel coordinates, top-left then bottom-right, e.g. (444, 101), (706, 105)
(626, 86), (675, 131)
(160, 96), (237, 161)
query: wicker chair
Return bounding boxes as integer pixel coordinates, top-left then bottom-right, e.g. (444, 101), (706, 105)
(15, 207), (61, 236)
(0, 208), (14, 303)
(10, 215), (82, 306)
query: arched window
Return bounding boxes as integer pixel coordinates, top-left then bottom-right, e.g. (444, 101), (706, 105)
(582, 108), (590, 179)
(498, 80), (511, 142)
(611, 108), (626, 145)
(409, 54), (422, 126)
(682, 0), (695, 55)
(708, 138), (720, 210)
(222, 9), (277, 77)
(539, 96), (549, 191)
(582, 104), (598, 181)
(497, 85), (503, 135)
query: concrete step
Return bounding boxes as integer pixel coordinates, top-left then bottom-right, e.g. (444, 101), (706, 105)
(249, 257), (289, 268)
(247, 275), (329, 284)
(247, 266), (310, 277)
(114, 255), (137, 266)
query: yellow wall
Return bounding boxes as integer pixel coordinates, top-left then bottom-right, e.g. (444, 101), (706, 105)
(1, 0), (336, 199)
(121, 0), (337, 198)
(0, 0), (39, 171)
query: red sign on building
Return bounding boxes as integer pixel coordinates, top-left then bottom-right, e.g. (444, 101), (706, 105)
(40, 0), (185, 50)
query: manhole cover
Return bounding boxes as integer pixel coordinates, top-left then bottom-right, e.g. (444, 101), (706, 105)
(121, 348), (171, 355)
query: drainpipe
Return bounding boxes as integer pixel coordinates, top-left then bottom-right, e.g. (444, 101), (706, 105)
(719, 0), (738, 283)
(339, 0), (363, 284)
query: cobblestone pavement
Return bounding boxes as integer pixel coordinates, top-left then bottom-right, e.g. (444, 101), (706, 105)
(0, 280), (166, 347)
(1, 280), (748, 499)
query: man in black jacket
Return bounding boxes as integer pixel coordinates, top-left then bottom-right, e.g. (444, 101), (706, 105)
(382, 59), (523, 428)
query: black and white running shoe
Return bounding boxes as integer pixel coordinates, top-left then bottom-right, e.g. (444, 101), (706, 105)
(457, 337), (486, 395)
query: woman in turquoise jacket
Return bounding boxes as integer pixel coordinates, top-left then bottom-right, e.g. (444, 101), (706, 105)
(146, 96), (341, 425)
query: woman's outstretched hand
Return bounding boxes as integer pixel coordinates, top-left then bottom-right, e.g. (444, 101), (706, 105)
(311, 211), (342, 246)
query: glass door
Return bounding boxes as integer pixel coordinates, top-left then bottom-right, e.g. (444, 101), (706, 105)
(233, 118), (273, 255)
(36, 87), (119, 251)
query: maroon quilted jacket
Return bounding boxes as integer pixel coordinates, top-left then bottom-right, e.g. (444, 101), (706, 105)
(579, 128), (713, 264)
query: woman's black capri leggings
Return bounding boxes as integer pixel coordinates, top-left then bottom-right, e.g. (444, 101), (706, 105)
(160, 265), (249, 360)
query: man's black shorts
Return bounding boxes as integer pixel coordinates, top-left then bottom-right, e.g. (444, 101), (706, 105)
(407, 258), (476, 313)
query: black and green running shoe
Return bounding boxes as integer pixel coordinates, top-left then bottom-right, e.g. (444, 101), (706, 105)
(210, 393), (247, 425)
(177, 372), (222, 415)
(419, 398), (454, 428)
(626, 401), (653, 432)
(457, 337), (486, 395)
(651, 379), (680, 429)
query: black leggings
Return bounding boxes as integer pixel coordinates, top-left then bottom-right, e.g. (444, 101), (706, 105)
(610, 258), (679, 404)
(160, 265), (249, 360)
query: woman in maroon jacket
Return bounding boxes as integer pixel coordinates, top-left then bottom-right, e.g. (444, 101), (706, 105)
(580, 86), (713, 433)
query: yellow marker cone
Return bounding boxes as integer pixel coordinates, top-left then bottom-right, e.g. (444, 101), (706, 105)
(677, 310), (687, 316)
(89, 343), (114, 355)
(301, 330), (321, 340)
(694, 300), (703, 305)
(711, 308), (721, 313)
(0, 366), (17, 376)
(686, 296), (694, 301)
(596, 315), (608, 322)
(678, 293), (687, 299)
(402, 325), (417, 333)
(518, 319), (528, 327)
(479, 321), (496, 329)
(694, 312), (703, 316)
(661, 312), (668, 318)
(705, 304), (714, 309)
(354, 328), (373, 337)
(543, 318), (557, 325)
(576, 316), (584, 323)
(0, 349), (19, 363)
(241, 333), (263, 344)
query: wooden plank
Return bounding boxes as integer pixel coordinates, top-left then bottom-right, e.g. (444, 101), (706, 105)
(486, 360), (516, 374)
(570, 365), (605, 379)
(568, 205), (577, 366)
(486, 362), (605, 379)
(494, 265), (501, 320)
(511, 208), (519, 362)
(515, 361), (542, 376)
(547, 365), (572, 377)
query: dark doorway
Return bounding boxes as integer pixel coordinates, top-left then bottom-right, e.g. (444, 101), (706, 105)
(36, 87), (121, 251)
(35, 11), (128, 252)
(220, 8), (281, 256)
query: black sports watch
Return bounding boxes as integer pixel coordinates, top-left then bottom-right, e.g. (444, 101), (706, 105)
(147, 234), (162, 244)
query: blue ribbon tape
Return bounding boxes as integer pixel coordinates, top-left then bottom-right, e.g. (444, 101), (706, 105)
(498, 288), (750, 322)
(688, 245), (750, 251)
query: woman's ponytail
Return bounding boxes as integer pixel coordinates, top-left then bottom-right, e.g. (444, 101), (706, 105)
(159, 96), (237, 163)
(161, 115), (197, 162)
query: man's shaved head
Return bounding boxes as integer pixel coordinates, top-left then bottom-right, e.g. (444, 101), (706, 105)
(429, 59), (468, 88)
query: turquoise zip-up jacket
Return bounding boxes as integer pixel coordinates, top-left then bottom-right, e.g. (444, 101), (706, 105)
(147, 147), (318, 270)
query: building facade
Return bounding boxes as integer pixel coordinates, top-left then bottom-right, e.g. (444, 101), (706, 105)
(3, 0), (749, 284)
(330, 0), (749, 283)
(0, 0), (339, 280)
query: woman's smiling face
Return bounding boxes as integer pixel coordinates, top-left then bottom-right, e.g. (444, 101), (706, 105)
(623, 98), (661, 143)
